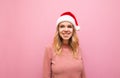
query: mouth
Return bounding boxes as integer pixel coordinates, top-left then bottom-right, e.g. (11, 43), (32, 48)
(62, 33), (71, 37)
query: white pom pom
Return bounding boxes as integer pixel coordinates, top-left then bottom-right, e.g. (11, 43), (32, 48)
(75, 26), (80, 31)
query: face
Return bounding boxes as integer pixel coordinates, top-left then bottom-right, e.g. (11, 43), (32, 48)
(58, 21), (74, 41)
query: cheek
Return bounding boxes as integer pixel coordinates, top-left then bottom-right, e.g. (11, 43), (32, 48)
(58, 28), (64, 34)
(70, 29), (74, 37)
(59, 29), (62, 33)
(70, 29), (73, 33)
(58, 29), (62, 36)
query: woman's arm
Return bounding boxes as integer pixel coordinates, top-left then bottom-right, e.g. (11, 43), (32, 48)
(79, 47), (86, 78)
(43, 46), (52, 78)
(81, 65), (86, 78)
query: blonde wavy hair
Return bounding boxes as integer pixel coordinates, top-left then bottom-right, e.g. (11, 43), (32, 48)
(53, 24), (79, 58)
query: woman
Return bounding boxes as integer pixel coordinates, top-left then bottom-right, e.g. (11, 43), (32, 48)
(43, 12), (86, 78)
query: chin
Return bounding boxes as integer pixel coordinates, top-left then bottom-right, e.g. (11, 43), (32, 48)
(62, 37), (71, 40)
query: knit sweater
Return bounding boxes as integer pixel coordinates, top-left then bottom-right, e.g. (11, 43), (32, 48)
(43, 44), (85, 78)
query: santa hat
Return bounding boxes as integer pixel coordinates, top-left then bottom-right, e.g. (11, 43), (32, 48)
(56, 12), (80, 30)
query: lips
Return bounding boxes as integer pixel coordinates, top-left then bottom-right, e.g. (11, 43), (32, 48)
(62, 33), (71, 37)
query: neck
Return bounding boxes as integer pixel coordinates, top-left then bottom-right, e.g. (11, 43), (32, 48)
(63, 40), (69, 45)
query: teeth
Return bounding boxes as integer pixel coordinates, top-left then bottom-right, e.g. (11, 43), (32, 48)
(64, 34), (69, 35)
(63, 33), (70, 34)
(64, 34), (69, 36)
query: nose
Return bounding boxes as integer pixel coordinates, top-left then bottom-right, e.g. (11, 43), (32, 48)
(64, 27), (68, 31)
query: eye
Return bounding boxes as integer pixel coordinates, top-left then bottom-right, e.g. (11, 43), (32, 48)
(59, 25), (65, 28)
(68, 25), (73, 28)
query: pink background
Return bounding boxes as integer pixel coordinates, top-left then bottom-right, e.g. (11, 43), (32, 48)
(0, 0), (120, 78)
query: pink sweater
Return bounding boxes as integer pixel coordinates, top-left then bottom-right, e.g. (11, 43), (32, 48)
(43, 44), (85, 78)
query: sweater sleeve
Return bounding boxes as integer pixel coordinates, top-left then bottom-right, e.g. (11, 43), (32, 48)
(43, 46), (52, 78)
(78, 47), (86, 78)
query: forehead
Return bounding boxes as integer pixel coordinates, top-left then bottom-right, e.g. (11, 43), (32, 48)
(59, 21), (73, 26)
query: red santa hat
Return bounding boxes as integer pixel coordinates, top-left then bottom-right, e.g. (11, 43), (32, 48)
(56, 12), (80, 30)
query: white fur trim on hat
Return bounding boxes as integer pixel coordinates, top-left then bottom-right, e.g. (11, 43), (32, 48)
(56, 15), (76, 28)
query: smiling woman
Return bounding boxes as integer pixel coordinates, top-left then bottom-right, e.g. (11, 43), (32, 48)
(58, 21), (74, 42)
(43, 12), (86, 78)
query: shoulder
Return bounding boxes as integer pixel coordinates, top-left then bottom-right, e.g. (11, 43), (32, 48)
(78, 47), (82, 54)
(44, 44), (54, 57)
(77, 47), (83, 58)
(45, 44), (53, 51)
